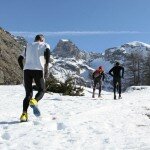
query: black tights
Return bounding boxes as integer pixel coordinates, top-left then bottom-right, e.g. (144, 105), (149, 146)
(113, 78), (121, 96)
(23, 70), (45, 112)
(93, 80), (102, 97)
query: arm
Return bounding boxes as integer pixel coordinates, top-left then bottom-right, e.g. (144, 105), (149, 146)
(18, 55), (24, 70)
(92, 72), (95, 79)
(102, 72), (105, 81)
(121, 67), (124, 78)
(109, 68), (114, 77)
(44, 48), (50, 64)
(44, 48), (50, 79)
(18, 48), (26, 70)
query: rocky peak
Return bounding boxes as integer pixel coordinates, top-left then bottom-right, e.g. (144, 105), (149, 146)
(122, 41), (150, 55)
(104, 41), (150, 63)
(53, 39), (87, 60)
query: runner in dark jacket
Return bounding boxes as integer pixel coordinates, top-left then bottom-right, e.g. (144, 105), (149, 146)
(109, 62), (124, 99)
(92, 66), (105, 98)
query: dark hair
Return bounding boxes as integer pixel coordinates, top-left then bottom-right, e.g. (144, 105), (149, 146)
(115, 62), (120, 66)
(99, 66), (102, 69)
(34, 34), (45, 42)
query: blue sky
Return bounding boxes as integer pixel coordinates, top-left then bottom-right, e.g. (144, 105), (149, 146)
(1, 0), (150, 52)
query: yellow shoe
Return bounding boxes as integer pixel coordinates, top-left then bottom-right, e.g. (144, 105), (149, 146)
(29, 98), (38, 106)
(29, 98), (41, 117)
(20, 113), (28, 122)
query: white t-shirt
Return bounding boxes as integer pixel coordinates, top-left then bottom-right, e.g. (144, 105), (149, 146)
(21, 42), (50, 70)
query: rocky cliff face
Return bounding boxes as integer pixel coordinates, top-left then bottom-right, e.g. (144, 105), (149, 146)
(53, 39), (89, 60)
(0, 27), (26, 84)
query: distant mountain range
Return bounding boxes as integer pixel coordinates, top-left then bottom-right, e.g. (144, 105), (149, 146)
(51, 39), (150, 89)
(0, 27), (150, 89)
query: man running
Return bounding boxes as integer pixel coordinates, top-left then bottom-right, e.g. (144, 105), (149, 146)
(18, 34), (50, 122)
(92, 66), (105, 98)
(109, 62), (124, 100)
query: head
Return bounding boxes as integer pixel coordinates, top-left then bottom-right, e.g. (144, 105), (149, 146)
(99, 66), (102, 70)
(34, 34), (45, 42)
(115, 62), (120, 66)
(98, 66), (103, 72)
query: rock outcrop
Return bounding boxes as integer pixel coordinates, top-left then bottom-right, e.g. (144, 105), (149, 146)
(0, 27), (26, 84)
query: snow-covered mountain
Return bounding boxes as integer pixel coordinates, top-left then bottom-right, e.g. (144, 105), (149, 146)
(50, 40), (150, 89)
(1, 26), (150, 88)
(123, 41), (150, 55)
(51, 39), (105, 87)
(53, 39), (88, 60)
(105, 41), (150, 62)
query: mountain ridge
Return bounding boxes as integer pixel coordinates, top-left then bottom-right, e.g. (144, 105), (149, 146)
(0, 27), (150, 88)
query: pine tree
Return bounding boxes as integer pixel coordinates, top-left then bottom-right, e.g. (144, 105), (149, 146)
(143, 52), (150, 85)
(45, 74), (84, 96)
(125, 51), (144, 86)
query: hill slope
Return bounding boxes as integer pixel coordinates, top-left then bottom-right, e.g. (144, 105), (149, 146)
(0, 27), (26, 84)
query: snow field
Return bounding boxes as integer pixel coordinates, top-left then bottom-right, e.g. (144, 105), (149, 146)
(0, 85), (150, 150)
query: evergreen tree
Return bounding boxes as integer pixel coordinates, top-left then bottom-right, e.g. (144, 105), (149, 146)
(45, 74), (84, 96)
(125, 51), (144, 86)
(143, 52), (150, 85)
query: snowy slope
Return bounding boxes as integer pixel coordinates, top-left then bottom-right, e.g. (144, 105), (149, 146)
(50, 57), (94, 85)
(106, 41), (150, 57)
(90, 58), (113, 73)
(0, 85), (150, 150)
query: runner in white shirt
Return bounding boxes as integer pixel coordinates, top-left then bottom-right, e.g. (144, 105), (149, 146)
(18, 34), (50, 122)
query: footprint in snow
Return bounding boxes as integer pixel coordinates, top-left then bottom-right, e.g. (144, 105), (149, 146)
(33, 141), (39, 145)
(33, 120), (41, 126)
(103, 138), (109, 144)
(1, 132), (11, 140)
(57, 122), (67, 130)
(3, 125), (8, 130)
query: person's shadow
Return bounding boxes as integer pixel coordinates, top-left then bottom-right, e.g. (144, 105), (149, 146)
(0, 121), (20, 125)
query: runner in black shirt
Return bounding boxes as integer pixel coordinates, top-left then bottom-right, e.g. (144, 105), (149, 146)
(109, 62), (124, 99)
